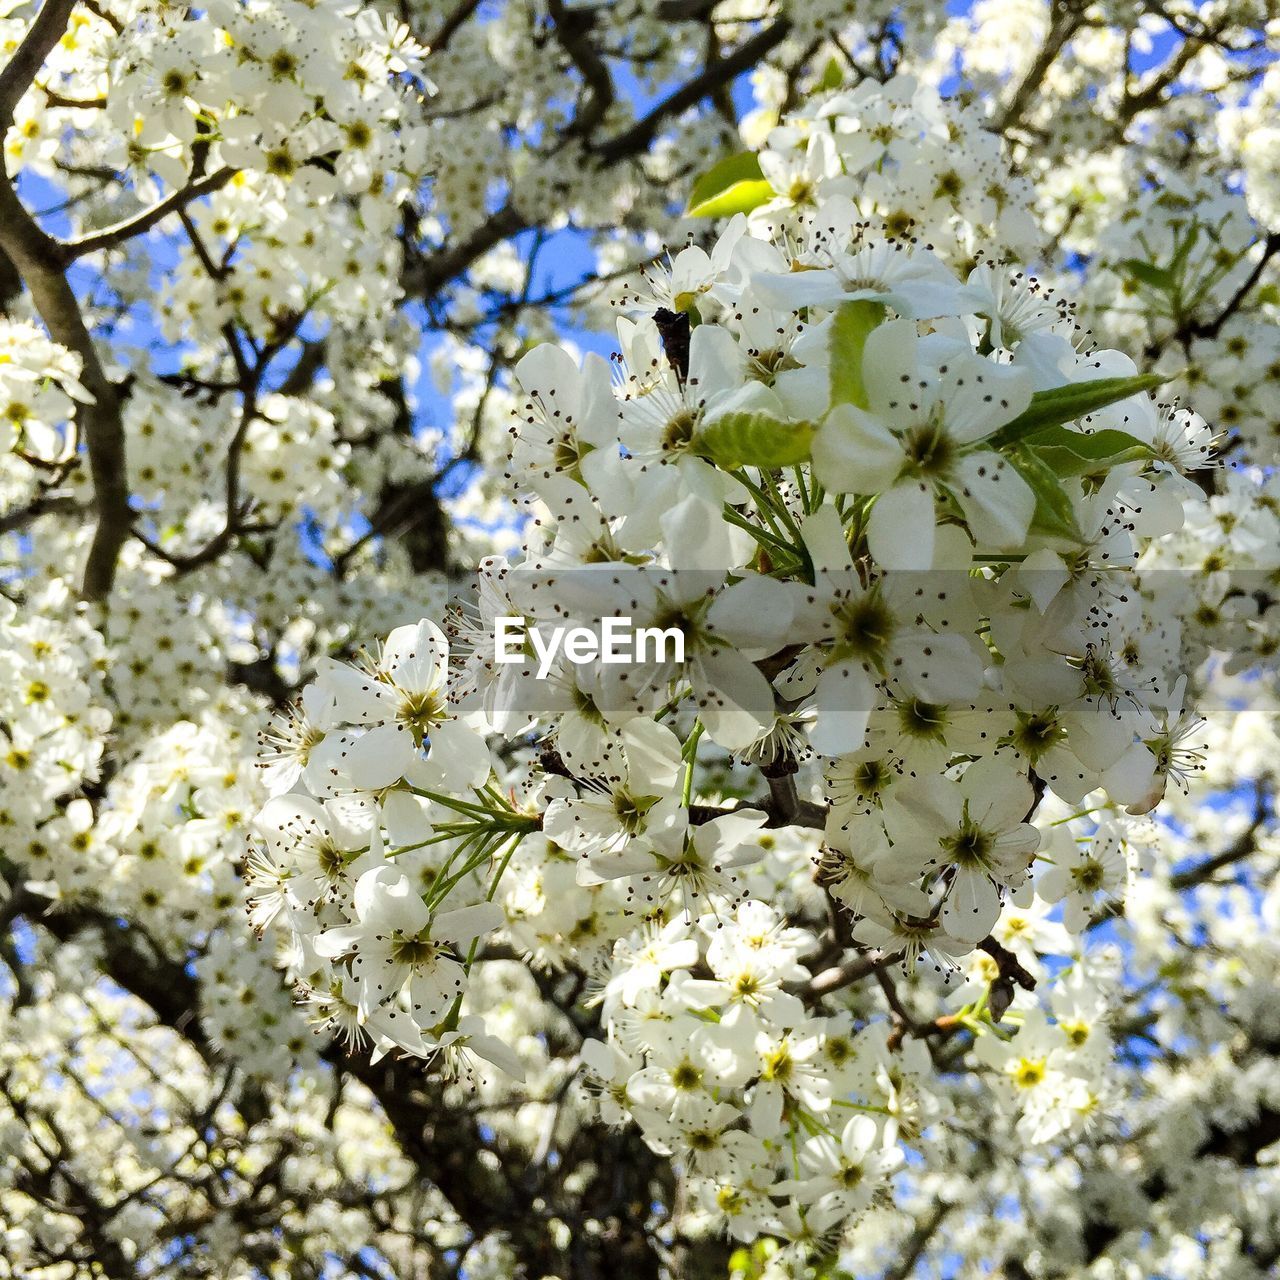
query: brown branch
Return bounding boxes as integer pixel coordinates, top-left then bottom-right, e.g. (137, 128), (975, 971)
(548, 0), (616, 139)
(0, 179), (130, 601)
(424, 0), (483, 54)
(403, 204), (527, 299)
(0, 488), (79, 534)
(276, 337), (327, 396)
(884, 1202), (952, 1280)
(135, 314), (305, 574)
(62, 166), (237, 259)
(1186, 233), (1280, 341)
(80, 0), (121, 34)
(1170, 788), (1270, 889)
(0, 0), (79, 130)
(594, 18), (792, 165)
(40, 86), (108, 110)
(655, 0), (722, 18)
(804, 949), (897, 997)
(994, 3), (1087, 134)
(876, 966), (967, 1051)
(0, 2), (138, 599)
(764, 772), (827, 830)
(1119, 22), (1214, 123)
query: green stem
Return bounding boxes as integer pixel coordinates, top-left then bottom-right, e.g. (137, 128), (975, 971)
(486, 834), (523, 901)
(682, 720), (705, 807)
(407, 786), (492, 817)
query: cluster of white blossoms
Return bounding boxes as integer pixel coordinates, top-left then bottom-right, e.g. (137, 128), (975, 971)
(0, 0), (444, 578)
(0, 320), (89, 462)
(741, 75), (1041, 256)
(0, 605), (316, 1072)
(12, 0), (432, 203)
(1139, 466), (1280, 677)
(1080, 176), (1280, 455)
(0, 595), (109, 886)
(585, 906), (919, 1244)
(250, 618), (526, 1074)
(3, 0), (1278, 1272)
(0, 934), (437, 1278)
(252, 79), (1226, 1249)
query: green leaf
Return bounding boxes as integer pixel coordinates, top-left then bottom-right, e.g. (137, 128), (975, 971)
(828, 300), (885, 410)
(1008, 446), (1083, 542)
(1019, 425), (1154, 475)
(691, 411), (815, 469)
(1121, 258), (1175, 291)
(989, 372), (1165, 450)
(1168, 223), (1200, 275)
(685, 151), (772, 219)
(818, 55), (844, 90)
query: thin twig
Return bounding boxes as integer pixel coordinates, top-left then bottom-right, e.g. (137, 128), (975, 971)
(594, 19), (792, 165)
(62, 167), (236, 259)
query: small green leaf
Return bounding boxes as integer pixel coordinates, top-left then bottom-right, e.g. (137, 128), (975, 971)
(990, 372), (1164, 450)
(1035, 447), (1144, 477)
(818, 55), (844, 90)
(1008, 446), (1083, 542)
(1020, 425), (1154, 475)
(686, 151), (772, 218)
(1168, 223), (1200, 275)
(692, 411), (815, 469)
(1121, 258), (1175, 291)
(828, 300), (885, 410)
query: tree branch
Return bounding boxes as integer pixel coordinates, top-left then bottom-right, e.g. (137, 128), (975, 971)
(804, 949), (896, 997)
(1170, 788), (1271, 889)
(1186, 233), (1280, 341)
(0, 178), (130, 601)
(0, 0), (79, 130)
(764, 772), (827, 829)
(424, 0), (483, 54)
(994, 3), (1086, 134)
(594, 19), (792, 165)
(884, 1202), (952, 1280)
(62, 166), (237, 259)
(548, 0), (616, 139)
(655, 0), (722, 18)
(1119, 21), (1214, 123)
(0, 488), (79, 534)
(403, 204), (527, 299)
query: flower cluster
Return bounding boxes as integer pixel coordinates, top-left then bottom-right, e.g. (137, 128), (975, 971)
(744, 75), (1041, 257)
(1082, 177), (1280, 456)
(584, 905), (923, 1247)
(255, 91), (1220, 1248)
(0, 597), (109, 888)
(0, 320), (88, 462)
(250, 620), (528, 1071)
(12, 0), (432, 205)
(3, 0), (1278, 1273)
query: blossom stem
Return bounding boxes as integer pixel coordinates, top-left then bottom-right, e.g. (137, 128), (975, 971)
(682, 720), (704, 807)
